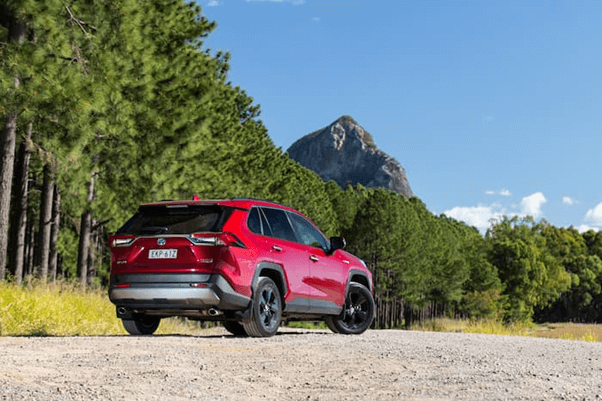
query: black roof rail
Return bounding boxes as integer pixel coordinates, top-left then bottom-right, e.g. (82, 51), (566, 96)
(231, 198), (289, 208)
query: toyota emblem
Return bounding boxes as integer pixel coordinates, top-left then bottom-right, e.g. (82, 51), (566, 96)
(157, 238), (166, 246)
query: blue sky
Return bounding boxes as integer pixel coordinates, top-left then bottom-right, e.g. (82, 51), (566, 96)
(198, 0), (602, 233)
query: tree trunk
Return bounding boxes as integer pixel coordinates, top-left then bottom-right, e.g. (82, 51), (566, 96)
(0, 113), (18, 280)
(77, 211), (91, 288)
(8, 122), (32, 284)
(372, 253), (379, 297)
(87, 219), (97, 287)
(0, 8), (26, 280)
(35, 164), (54, 281)
(25, 214), (35, 277)
(48, 187), (61, 282)
(77, 171), (95, 290)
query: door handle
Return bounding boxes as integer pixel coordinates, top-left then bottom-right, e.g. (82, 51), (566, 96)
(309, 255), (319, 262)
(272, 245), (282, 252)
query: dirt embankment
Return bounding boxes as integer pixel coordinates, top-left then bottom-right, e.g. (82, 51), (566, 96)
(1, 328), (601, 400)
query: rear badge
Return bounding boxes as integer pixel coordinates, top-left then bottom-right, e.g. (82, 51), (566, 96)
(157, 238), (166, 246)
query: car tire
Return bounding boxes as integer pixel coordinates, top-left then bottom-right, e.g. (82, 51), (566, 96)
(324, 316), (340, 334)
(243, 277), (282, 337)
(222, 321), (248, 336)
(325, 283), (374, 335)
(122, 315), (161, 335)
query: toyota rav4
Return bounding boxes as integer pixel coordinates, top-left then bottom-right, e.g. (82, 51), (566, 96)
(108, 198), (374, 337)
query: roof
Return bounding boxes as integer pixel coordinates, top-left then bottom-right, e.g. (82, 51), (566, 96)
(140, 198), (297, 212)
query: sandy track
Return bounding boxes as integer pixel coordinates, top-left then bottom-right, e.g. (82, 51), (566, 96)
(1, 328), (601, 400)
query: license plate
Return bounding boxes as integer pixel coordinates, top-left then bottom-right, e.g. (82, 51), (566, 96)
(149, 249), (177, 259)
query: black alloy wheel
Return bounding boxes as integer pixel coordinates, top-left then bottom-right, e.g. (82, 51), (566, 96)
(325, 283), (374, 335)
(243, 277), (282, 337)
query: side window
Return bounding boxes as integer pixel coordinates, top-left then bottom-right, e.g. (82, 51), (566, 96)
(259, 208), (273, 237)
(288, 213), (330, 251)
(261, 208), (297, 242)
(247, 207), (261, 234)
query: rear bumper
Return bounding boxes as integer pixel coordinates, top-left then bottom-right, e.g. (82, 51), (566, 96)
(110, 287), (221, 306)
(109, 273), (250, 312)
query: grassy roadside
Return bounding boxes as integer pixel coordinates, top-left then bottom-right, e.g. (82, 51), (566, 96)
(0, 280), (207, 336)
(409, 317), (602, 342)
(2, 281), (601, 341)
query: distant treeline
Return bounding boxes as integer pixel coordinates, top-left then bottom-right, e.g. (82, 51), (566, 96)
(1, 1), (601, 325)
(329, 185), (602, 324)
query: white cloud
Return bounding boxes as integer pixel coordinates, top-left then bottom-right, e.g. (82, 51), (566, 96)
(207, 0), (220, 6)
(485, 189), (511, 197)
(585, 202), (602, 226)
(577, 224), (599, 233)
(563, 196), (578, 205)
(445, 192), (548, 233)
(444, 205), (505, 232)
(520, 192), (546, 218)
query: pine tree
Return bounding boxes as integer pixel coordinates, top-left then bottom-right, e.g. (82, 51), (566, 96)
(0, 3), (27, 279)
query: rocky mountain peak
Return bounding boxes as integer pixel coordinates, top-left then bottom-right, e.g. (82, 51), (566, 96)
(287, 116), (413, 198)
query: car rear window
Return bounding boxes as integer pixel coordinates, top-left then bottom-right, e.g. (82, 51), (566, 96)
(116, 205), (232, 235)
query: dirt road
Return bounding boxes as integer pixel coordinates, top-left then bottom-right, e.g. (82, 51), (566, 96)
(1, 327), (601, 400)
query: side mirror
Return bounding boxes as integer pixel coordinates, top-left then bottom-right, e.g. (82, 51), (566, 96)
(329, 236), (346, 254)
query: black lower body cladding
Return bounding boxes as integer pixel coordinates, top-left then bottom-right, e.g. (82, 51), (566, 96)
(109, 273), (250, 315)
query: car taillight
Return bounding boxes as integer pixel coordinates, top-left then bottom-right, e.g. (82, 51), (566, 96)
(189, 235), (225, 246)
(220, 233), (247, 248)
(189, 233), (246, 248)
(111, 235), (135, 248)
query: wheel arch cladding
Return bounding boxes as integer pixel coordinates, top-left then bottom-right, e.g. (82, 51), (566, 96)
(253, 262), (287, 301)
(348, 270), (372, 293)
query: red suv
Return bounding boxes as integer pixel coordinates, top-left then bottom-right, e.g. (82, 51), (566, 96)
(109, 198), (374, 337)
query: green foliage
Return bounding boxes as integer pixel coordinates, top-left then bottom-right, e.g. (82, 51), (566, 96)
(486, 217), (571, 322)
(584, 230), (602, 260)
(285, 321), (328, 330)
(460, 289), (505, 320)
(533, 226), (602, 322)
(56, 229), (79, 279)
(345, 189), (416, 299)
(1, 0), (349, 284)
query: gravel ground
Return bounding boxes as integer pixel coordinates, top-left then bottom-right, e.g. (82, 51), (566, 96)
(1, 327), (601, 400)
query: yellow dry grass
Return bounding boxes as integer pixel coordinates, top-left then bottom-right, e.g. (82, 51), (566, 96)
(3, 280), (600, 341)
(410, 317), (602, 342)
(530, 323), (601, 342)
(0, 279), (207, 336)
